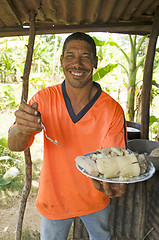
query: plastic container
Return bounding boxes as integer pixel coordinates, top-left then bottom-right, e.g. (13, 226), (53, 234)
(127, 121), (141, 140)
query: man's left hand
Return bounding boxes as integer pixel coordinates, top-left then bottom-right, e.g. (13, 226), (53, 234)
(92, 179), (127, 198)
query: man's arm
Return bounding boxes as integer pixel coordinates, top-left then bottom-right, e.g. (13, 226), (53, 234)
(8, 102), (43, 152)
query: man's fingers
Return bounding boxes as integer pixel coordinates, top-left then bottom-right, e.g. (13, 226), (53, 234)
(14, 101), (42, 134)
(17, 123), (41, 134)
(117, 183), (127, 195)
(15, 109), (40, 124)
(92, 180), (118, 197)
(102, 182), (114, 196)
(108, 183), (127, 198)
(15, 101), (41, 124)
(19, 101), (38, 116)
(31, 102), (41, 119)
(31, 102), (38, 110)
(16, 116), (42, 129)
(91, 179), (102, 191)
(92, 180), (127, 198)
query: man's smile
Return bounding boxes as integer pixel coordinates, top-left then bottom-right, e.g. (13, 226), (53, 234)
(71, 71), (84, 76)
(67, 68), (89, 78)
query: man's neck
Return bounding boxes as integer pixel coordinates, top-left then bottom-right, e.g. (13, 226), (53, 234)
(65, 81), (98, 115)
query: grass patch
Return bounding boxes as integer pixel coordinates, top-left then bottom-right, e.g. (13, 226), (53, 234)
(22, 228), (40, 240)
(0, 144), (25, 206)
(0, 228), (40, 240)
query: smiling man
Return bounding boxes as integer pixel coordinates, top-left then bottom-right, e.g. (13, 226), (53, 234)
(8, 32), (127, 240)
(61, 39), (97, 87)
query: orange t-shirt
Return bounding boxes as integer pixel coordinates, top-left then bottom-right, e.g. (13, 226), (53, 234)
(29, 81), (127, 220)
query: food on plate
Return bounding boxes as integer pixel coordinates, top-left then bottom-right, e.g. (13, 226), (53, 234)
(75, 147), (148, 179)
(75, 156), (98, 177)
(149, 147), (159, 157)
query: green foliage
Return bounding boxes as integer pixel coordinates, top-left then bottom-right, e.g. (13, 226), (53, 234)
(106, 41), (129, 64)
(151, 80), (159, 102)
(30, 77), (48, 91)
(106, 35), (148, 121)
(0, 137), (8, 149)
(0, 43), (18, 82)
(0, 137), (23, 177)
(91, 35), (118, 84)
(92, 36), (105, 46)
(149, 115), (159, 140)
(93, 64), (118, 81)
(152, 80), (159, 88)
(0, 84), (18, 110)
(149, 115), (159, 126)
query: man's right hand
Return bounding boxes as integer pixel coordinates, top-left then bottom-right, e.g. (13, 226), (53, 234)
(8, 101), (43, 151)
(15, 101), (43, 135)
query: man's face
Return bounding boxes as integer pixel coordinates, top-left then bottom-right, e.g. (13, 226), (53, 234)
(60, 40), (98, 88)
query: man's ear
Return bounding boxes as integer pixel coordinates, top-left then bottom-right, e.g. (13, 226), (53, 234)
(60, 55), (63, 66)
(94, 56), (98, 69)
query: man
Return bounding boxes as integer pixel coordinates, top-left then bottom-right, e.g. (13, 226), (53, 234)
(8, 32), (127, 240)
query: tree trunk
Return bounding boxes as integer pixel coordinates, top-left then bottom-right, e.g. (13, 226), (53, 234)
(127, 85), (135, 121)
(127, 35), (136, 121)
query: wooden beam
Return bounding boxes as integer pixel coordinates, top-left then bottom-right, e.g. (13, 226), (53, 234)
(141, 7), (159, 139)
(0, 21), (152, 37)
(15, 11), (36, 240)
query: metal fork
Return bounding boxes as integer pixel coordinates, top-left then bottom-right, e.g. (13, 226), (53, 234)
(41, 122), (62, 146)
(23, 100), (62, 146)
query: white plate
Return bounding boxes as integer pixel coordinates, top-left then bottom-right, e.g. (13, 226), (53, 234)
(76, 159), (155, 184)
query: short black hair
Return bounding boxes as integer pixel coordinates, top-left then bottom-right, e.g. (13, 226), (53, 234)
(62, 32), (96, 61)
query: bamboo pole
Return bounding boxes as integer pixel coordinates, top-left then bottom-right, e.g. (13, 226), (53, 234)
(141, 7), (159, 139)
(15, 11), (36, 240)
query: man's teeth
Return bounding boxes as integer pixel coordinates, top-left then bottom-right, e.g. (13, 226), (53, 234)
(72, 72), (83, 76)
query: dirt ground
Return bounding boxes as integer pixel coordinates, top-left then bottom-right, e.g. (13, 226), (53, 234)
(0, 194), (41, 239)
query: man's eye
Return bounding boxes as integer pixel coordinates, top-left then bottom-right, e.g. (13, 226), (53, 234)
(82, 55), (91, 60)
(66, 55), (73, 58)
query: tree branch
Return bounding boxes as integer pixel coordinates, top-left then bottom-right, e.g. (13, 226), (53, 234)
(15, 10), (36, 240)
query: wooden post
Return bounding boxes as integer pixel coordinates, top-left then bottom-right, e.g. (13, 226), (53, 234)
(73, 218), (89, 239)
(109, 183), (147, 239)
(15, 11), (36, 240)
(141, 7), (159, 139)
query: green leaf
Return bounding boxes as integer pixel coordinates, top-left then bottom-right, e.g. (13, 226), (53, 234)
(106, 41), (130, 64)
(93, 63), (118, 81)
(106, 41), (119, 47)
(92, 36), (105, 46)
(2, 85), (14, 92)
(0, 137), (9, 149)
(149, 115), (159, 126)
(152, 80), (159, 88)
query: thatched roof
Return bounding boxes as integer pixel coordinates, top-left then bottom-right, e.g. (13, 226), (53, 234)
(1, 0), (159, 37)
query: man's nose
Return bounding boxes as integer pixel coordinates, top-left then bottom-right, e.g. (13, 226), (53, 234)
(73, 56), (83, 67)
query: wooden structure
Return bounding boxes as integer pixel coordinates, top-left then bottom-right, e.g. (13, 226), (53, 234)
(0, 1), (159, 239)
(1, 0), (159, 37)
(1, 0), (159, 139)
